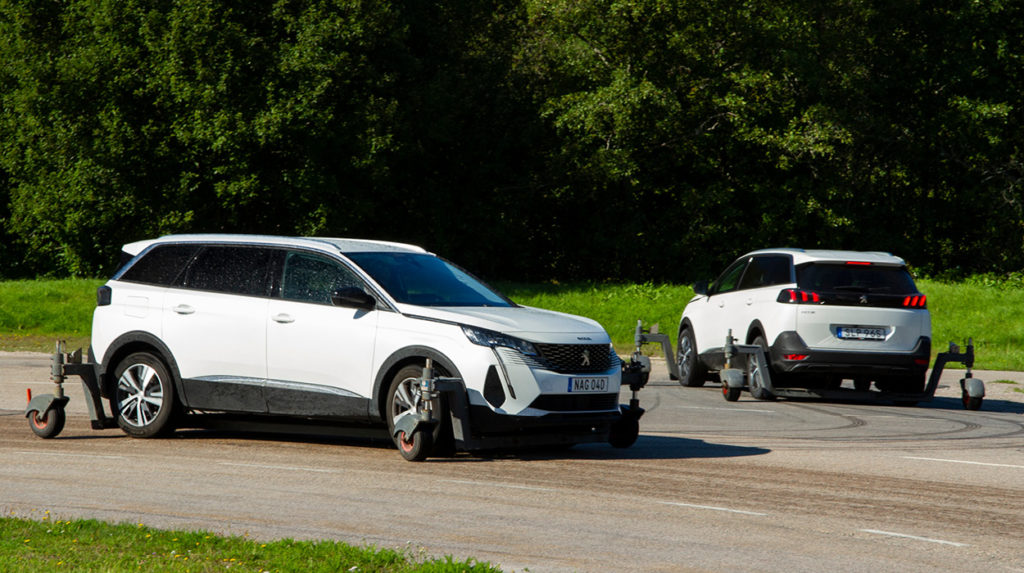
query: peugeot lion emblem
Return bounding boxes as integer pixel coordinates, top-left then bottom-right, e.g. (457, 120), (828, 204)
(581, 349), (591, 367)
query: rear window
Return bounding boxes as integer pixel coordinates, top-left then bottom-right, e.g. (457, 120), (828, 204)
(180, 246), (275, 297)
(116, 244), (199, 286)
(796, 263), (918, 294)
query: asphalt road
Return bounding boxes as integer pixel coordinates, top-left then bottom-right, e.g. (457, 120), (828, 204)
(2, 351), (1024, 572)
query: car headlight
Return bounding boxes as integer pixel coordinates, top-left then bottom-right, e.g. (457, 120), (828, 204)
(462, 325), (539, 356)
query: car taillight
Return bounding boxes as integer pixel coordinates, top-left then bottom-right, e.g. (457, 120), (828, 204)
(778, 289), (821, 304)
(902, 294), (927, 308)
(97, 285), (112, 306)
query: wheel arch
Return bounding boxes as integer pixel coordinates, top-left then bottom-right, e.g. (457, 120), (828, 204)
(370, 346), (463, 422)
(100, 331), (184, 403)
(746, 321), (767, 345)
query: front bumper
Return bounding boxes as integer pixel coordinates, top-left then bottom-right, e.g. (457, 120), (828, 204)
(770, 331), (931, 378)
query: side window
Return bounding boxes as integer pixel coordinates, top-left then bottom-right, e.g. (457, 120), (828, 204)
(180, 246), (274, 297)
(117, 244), (199, 286)
(281, 251), (364, 304)
(710, 259), (747, 295)
(738, 255), (793, 290)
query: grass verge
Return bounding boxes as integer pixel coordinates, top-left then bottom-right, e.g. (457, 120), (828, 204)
(0, 515), (500, 572)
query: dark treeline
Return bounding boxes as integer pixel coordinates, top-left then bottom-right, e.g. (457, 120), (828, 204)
(1, 0), (1022, 282)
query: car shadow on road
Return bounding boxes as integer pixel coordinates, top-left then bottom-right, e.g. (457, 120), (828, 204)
(466, 436), (771, 462)
(767, 394), (1024, 414)
(917, 395), (1024, 414)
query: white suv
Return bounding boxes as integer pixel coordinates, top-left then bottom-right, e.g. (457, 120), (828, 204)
(677, 249), (931, 398)
(90, 234), (629, 459)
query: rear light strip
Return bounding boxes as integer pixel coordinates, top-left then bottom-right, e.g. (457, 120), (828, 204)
(903, 294), (927, 308)
(778, 289), (821, 304)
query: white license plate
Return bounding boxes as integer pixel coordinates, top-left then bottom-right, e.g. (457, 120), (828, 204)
(836, 326), (886, 340)
(568, 377), (608, 392)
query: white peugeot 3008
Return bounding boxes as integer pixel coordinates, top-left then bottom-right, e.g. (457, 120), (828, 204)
(90, 234), (629, 460)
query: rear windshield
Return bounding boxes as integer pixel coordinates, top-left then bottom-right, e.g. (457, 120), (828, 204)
(796, 263), (918, 294)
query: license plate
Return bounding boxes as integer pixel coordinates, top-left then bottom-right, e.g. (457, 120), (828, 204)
(836, 326), (886, 340)
(568, 377), (608, 392)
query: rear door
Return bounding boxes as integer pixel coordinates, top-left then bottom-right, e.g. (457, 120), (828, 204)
(161, 245), (275, 413)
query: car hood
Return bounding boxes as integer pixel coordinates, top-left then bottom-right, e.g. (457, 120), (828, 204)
(395, 304), (611, 343)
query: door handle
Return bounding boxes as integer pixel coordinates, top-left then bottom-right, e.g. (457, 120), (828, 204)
(272, 313), (294, 324)
(746, 298), (753, 305)
(173, 304), (194, 315)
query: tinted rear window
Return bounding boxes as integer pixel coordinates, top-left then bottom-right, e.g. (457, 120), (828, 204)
(796, 263), (918, 294)
(180, 246), (275, 297)
(117, 244), (199, 285)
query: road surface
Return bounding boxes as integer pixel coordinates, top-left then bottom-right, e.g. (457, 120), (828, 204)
(2, 351), (1024, 572)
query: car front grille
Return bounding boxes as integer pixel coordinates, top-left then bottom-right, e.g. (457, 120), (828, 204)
(533, 343), (618, 374)
(529, 393), (620, 412)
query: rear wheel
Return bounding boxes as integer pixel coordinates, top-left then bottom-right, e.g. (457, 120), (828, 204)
(114, 352), (177, 438)
(677, 327), (706, 388)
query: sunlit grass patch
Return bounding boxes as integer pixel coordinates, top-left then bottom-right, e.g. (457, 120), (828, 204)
(0, 515), (501, 572)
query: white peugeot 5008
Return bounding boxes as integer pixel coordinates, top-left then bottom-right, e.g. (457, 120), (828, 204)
(677, 248), (931, 399)
(90, 234), (632, 460)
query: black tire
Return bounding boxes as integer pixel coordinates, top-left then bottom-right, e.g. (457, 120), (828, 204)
(962, 392), (983, 411)
(114, 352), (177, 438)
(677, 327), (706, 388)
(386, 364), (445, 462)
(608, 414), (639, 448)
(748, 336), (776, 401)
(722, 385), (742, 402)
(28, 407), (65, 439)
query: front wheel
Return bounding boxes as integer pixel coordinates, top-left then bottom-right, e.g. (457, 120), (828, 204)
(386, 365), (442, 462)
(114, 352), (177, 438)
(28, 407), (65, 438)
(677, 327), (706, 388)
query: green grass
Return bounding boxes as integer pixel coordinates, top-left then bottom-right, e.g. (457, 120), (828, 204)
(0, 515), (499, 572)
(1, 277), (1022, 370)
(0, 279), (103, 352)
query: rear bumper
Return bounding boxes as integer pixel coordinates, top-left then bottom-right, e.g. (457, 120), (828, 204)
(770, 331), (931, 377)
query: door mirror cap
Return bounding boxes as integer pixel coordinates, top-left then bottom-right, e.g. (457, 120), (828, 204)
(331, 287), (376, 310)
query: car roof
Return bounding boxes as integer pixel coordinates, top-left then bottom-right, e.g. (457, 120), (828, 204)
(120, 234), (429, 257)
(743, 248), (906, 266)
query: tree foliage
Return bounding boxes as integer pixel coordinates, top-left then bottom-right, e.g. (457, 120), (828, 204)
(0, 0), (1021, 281)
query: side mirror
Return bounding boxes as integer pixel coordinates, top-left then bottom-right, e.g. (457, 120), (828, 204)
(693, 280), (709, 296)
(331, 287), (376, 310)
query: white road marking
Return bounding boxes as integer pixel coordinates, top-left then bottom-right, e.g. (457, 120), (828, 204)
(675, 406), (777, 414)
(219, 462), (336, 473)
(441, 479), (556, 492)
(861, 529), (969, 547)
(15, 451), (125, 460)
(904, 456), (1024, 470)
(658, 501), (768, 516)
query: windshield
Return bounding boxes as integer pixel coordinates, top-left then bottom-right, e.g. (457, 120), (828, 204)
(345, 252), (513, 307)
